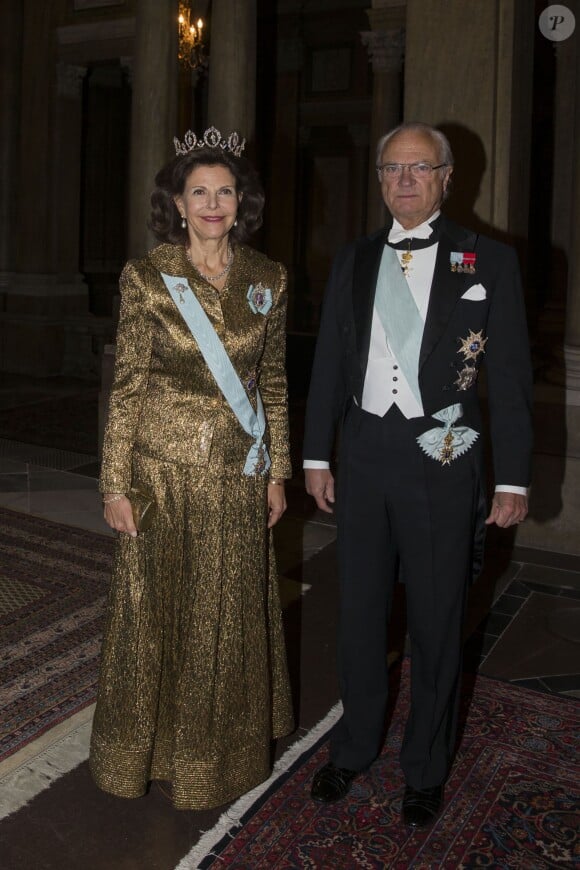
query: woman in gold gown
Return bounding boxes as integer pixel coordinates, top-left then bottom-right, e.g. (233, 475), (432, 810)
(89, 128), (293, 810)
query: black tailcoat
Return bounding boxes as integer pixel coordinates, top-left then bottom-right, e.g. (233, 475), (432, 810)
(304, 215), (533, 488)
(303, 215), (533, 785)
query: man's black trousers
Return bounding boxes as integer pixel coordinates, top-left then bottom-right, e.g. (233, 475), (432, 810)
(330, 403), (481, 790)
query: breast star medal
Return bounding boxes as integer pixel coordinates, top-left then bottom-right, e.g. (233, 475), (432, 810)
(454, 364), (478, 391)
(458, 329), (487, 362)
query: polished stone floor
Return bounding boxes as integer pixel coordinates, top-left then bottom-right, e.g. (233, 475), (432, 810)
(0, 377), (578, 869)
(1, 427), (578, 702)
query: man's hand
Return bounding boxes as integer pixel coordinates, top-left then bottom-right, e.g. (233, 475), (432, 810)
(305, 468), (335, 514)
(485, 492), (528, 528)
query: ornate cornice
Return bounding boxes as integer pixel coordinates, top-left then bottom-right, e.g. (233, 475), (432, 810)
(360, 28), (405, 74)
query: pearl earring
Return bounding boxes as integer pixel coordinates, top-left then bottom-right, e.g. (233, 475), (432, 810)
(181, 216), (187, 229)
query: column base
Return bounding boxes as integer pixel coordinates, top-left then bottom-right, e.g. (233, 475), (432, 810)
(544, 344), (580, 406)
(562, 344), (580, 395)
(0, 272), (114, 378)
(516, 448), (580, 556)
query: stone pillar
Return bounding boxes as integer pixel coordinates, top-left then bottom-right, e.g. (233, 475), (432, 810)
(267, 35), (303, 331)
(128, 0), (178, 258)
(15, 2), (56, 274)
(54, 64), (88, 282)
(207, 0), (257, 140)
(0, 1), (64, 376)
(404, 0), (534, 237)
(360, 28), (405, 232)
(535, 5), (576, 388)
(564, 35), (580, 396)
(361, 1), (405, 232)
(349, 124), (371, 236)
(548, 21), (575, 319)
(518, 39), (580, 559)
(0, 0), (23, 275)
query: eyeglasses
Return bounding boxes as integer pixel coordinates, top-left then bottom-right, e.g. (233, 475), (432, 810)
(376, 162), (448, 179)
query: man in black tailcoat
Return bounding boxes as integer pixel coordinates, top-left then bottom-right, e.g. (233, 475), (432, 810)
(303, 122), (533, 827)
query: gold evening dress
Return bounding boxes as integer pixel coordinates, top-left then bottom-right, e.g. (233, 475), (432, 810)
(89, 243), (293, 810)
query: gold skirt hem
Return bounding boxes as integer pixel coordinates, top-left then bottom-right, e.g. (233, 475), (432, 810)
(90, 719), (294, 810)
(90, 459), (294, 810)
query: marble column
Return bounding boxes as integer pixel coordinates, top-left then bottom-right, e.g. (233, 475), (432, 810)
(207, 0), (257, 140)
(0, 1), (64, 375)
(267, 35), (303, 329)
(547, 21), (575, 328)
(361, 1), (405, 232)
(54, 63), (88, 286)
(15, 1), (56, 275)
(518, 43), (580, 558)
(563, 35), (580, 397)
(0, 0), (23, 276)
(128, 0), (178, 258)
(360, 28), (405, 232)
(404, 0), (534, 237)
(349, 124), (371, 236)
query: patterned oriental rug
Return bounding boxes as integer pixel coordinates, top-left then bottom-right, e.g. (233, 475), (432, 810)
(0, 508), (112, 771)
(186, 662), (579, 869)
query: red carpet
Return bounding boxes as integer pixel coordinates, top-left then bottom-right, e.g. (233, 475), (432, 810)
(200, 662), (579, 868)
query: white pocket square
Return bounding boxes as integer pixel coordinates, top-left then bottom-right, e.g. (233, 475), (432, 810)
(461, 284), (486, 301)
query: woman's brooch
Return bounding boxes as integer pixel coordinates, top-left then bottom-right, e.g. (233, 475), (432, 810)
(247, 283), (273, 315)
(174, 282), (189, 305)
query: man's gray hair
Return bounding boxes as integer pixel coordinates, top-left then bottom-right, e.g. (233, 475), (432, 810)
(376, 122), (454, 168)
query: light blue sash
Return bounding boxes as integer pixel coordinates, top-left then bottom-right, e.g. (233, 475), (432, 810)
(374, 245), (424, 409)
(161, 273), (271, 476)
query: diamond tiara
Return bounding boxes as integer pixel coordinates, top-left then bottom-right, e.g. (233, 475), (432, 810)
(173, 126), (246, 158)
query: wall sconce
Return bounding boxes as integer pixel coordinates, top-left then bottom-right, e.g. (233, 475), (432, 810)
(178, 2), (208, 71)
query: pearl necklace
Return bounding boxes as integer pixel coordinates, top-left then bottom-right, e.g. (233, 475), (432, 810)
(186, 245), (234, 282)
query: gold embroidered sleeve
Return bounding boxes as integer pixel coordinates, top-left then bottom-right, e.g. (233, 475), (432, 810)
(260, 263), (292, 479)
(99, 261), (153, 493)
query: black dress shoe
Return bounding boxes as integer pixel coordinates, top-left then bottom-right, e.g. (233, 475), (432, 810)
(311, 762), (358, 803)
(402, 784), (443, 828)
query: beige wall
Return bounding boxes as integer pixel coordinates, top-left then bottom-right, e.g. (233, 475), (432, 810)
(404, 0), (533, 238)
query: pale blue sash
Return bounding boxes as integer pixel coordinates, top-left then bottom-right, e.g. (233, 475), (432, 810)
(374, 245), (424, 409)
(161, 273), (271, 476)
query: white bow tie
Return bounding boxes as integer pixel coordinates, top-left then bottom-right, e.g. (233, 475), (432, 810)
(388, 220), (435, 244)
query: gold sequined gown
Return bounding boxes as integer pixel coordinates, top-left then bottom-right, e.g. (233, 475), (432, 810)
(89, 243), (293, 810)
